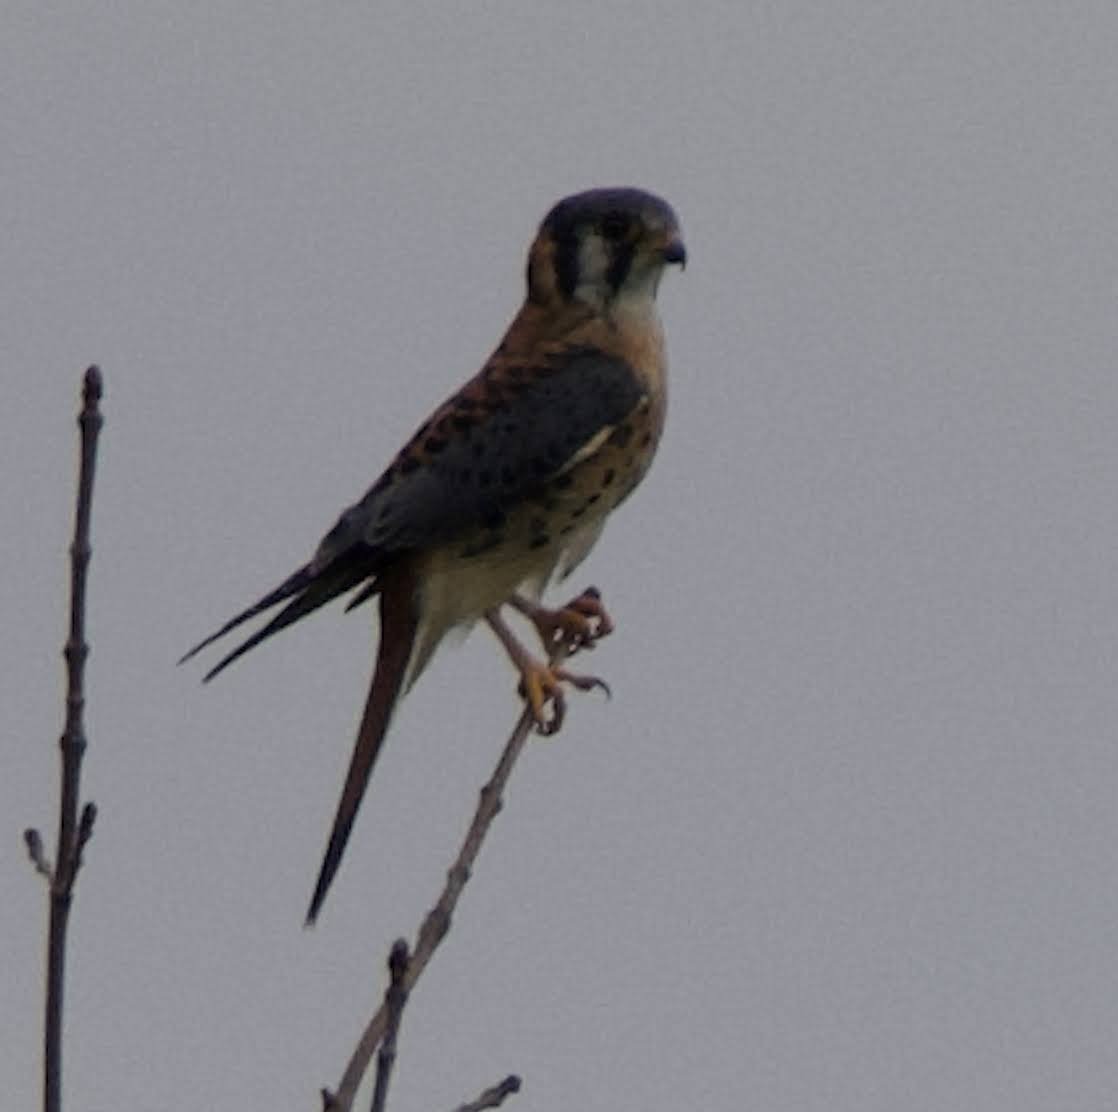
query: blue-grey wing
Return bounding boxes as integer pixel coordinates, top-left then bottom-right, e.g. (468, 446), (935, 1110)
(315, 347), (646, 563)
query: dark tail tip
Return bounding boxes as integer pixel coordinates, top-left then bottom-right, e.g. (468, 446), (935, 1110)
(304, 819), (352, 927)
(304, 876), (330, 928)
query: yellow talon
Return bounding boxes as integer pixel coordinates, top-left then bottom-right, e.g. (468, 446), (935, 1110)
(512, 586), (616, 656)
(518, 663), (611, 735)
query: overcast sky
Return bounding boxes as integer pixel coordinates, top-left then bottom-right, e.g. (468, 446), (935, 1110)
(7, 3), (1118, 1109)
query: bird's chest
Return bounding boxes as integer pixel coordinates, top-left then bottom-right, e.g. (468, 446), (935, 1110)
(423, 314), (668, 623)
(420, 395), (664, 623)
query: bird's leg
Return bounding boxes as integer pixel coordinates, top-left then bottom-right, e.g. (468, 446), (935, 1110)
(485, 608), (610, 736)
(508, 586), (615, 656)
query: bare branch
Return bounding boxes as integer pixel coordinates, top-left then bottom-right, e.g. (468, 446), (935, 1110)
(368, 939), (410, 1112)
(40, 366), (104, 1112)
(453, 1075), (522, 1112)
(322, 635), (571, 1110)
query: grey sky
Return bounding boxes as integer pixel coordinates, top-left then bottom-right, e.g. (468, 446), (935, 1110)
(6, 3), (1118, 1109)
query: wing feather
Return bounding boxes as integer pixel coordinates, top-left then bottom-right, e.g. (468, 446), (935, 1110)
(342, 347), (645, 557)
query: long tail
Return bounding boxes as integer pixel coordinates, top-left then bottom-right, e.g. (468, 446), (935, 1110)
(179, 559), (373, 682)
(305, 565), (420, 925)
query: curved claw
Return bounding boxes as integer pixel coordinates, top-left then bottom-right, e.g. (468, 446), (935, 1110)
(518, 664), (611, 735)
(513, 587), (615, 656)
(555, 667), (611, 701)
(488, 606), (610, 735)
(565, 587), (615, 640)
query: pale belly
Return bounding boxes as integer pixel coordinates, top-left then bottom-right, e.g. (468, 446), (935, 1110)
(402, 388), (662, 689)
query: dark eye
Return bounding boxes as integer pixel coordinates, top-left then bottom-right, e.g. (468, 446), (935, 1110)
(600, 212), (629, 242)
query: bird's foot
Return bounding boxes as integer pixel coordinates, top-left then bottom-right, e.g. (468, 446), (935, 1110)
(511, 587), (615, 655)
(517, 659), (611, 736)
(486, 606), (611, 734)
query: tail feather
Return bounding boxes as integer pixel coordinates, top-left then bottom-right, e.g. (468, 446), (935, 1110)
(343, 580), (380, 613)
(181, 554), (379, 681)
(198, 564), (371, 682)
(305, 565), (419, 925)
(178, 564), (316, 666)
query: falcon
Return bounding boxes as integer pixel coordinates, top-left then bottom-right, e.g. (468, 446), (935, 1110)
(182, 187), (686, 922)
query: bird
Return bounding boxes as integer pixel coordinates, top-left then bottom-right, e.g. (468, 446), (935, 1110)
(181, 186), (686, 924)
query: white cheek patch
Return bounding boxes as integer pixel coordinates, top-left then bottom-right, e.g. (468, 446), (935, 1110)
(574, 235), (611, 308)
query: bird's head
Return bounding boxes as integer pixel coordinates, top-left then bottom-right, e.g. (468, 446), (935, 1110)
(526, 187), (686, 313)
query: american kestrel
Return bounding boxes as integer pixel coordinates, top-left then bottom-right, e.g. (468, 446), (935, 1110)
(182, 187), (685, 923)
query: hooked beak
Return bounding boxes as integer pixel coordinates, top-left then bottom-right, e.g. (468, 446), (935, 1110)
(662, 237), (687, 270)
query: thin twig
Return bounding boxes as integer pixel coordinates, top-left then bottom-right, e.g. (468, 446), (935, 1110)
(453, 1074), (522, 1112)
(368, 939), (410, 1112)
(322, 642), (569, 1111)
(34, 367), (104, 1112)
(24, 829), (52, 879)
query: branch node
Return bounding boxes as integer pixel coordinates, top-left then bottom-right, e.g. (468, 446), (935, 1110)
(454, 1074), (523, 1112)
(77, 802), (97, 853)
(369, 939), (412, 1112)
(387, 938), (410, 983)
(82, 364), (104, 402)
(24, 828), (53, 879)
